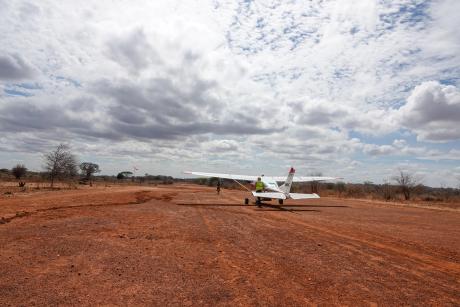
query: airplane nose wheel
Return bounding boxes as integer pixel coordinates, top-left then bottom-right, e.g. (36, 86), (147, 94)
(278, 199), (283, 205)
(244, 198), (249, 205)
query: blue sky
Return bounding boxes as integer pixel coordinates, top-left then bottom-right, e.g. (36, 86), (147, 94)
(0, 0), (459, 187)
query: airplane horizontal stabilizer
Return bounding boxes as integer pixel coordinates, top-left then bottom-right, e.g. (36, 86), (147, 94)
(289, 193), (320, 199)
(251, 192), (286, 199)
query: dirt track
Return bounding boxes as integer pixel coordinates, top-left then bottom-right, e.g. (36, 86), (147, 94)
(1, 184), (459, 306)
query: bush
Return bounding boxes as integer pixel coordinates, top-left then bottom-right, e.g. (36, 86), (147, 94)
(335, 182), (346, 197)
(345, 184), (365, 198)
(375, 183), (395, 200)
(12, 164), (27, 180)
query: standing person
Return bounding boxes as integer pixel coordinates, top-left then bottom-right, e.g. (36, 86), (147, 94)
(216, 179), (221, 195)
(255, 177), (265, 192)
(255, 177), (265, 207)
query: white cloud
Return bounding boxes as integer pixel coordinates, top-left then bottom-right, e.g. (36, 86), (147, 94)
(294, 100), (399, 136)
(0, 53), (35, 80)
(202, 140), (240, 153)
(0, 0), (459, 186)
(398, 81), (460, 142)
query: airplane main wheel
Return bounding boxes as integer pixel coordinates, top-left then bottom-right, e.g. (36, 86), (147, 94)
(244, 198), (249, 205)
(278, 199), (284, 205)
(256, 197), (262, 207)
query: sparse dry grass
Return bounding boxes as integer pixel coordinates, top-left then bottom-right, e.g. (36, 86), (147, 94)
(2, 178), (459, 211)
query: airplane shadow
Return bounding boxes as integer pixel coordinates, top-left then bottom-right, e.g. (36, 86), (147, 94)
(282, 205), (349, 208)
(177, 203), (347, 208)
(254, 203), (320, 213)
(255, 208), (320, 212)
(176, 203), (348, 212)
(177, 203), (320, 213)
(177, 203), (249, 207)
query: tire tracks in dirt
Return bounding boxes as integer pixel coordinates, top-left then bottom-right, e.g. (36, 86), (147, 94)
(292, 213), (459, 272)
(190, 192), (322, 305)
(0, 191), (158, 225)
(260, 211), (460, 292)
(174, 191), (459, 279)
(190, 192), (269, 306)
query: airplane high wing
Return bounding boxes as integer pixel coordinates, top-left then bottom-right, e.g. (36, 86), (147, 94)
(184, 171), (339, 183)
(184, 167), (342, 207)
(183, 171), (259, 182)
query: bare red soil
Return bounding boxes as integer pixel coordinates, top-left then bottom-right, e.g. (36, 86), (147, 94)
(1, 184), (459, 306)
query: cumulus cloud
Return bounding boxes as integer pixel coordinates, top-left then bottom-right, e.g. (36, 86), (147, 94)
(294, 101), (398, 136)
(361, 138), (460, 162)
(0, 0), (459, 186)
(362, 140), (425, 157)
(251, 126), (361, 163)
(93, 76), (277, 140)
(0, 100), (86, 132)
(202, 140), (239, 153)
(107, 29), (158, 74)
(0, 53), (35, 80)
(399, 81), (460, 142)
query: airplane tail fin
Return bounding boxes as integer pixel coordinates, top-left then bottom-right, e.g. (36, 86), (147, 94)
(279, 167), (295, 193)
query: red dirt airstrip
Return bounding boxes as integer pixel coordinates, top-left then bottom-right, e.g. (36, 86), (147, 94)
(0, 184), (459, 306)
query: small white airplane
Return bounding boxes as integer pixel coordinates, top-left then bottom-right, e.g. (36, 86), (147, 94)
(184, 167), (341, 206)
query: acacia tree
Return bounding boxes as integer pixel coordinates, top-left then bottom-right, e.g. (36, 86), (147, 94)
(80, 162), (100, 186)
(12, 164), (27, 187)
(116, 171), (133, 180)
(43, 144), (78, 188)
(393, 170), (418, 201)
(12, 164), (27, 180)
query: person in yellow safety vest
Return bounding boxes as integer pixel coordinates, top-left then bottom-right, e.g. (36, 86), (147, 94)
(255, 177), (265, 192)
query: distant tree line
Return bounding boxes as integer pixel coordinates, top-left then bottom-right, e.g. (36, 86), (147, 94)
(1, 144), (459, 202)
(0, 143), (175, 190)
(189, 170), (460, 203)
(287, 170), (460, 203)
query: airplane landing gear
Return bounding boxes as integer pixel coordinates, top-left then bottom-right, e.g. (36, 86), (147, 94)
(256, 197), (262, 207)
(278, 199), (283, 205)
(244, 198), (249, 205)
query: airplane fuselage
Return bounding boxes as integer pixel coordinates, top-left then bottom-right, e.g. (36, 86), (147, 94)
(261, 177), (284, 194)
